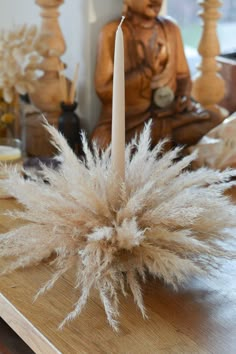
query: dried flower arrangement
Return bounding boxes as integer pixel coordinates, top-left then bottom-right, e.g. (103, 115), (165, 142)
(0, 122), (236, 331)
(0, 24), (46, 103)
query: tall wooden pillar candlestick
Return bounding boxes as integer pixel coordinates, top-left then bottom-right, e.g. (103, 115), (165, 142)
(31, 0), (66, 116)
(27, 0), (67, 156)
(192, 0), (225, 114)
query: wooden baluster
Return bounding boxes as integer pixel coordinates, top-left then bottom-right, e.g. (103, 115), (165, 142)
(27, 0), (67, 156)
(192, 0), (226, 115)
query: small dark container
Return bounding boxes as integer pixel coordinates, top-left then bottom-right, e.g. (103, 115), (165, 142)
(19, 94), (31, 104)
(58, 102), (83, 156)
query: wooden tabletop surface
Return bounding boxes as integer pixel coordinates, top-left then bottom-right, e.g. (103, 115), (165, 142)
(0, 198), (236, 354)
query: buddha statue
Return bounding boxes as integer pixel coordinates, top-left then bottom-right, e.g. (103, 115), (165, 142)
(91, 0), (224, 150)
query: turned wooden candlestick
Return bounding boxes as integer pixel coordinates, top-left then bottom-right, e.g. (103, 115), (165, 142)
(28, 0), (68, 156)
(192, 0), (226, 115)
(30, 0), (66, 116)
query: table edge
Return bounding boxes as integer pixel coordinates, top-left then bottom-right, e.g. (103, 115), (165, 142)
(0, 293), (61, 354)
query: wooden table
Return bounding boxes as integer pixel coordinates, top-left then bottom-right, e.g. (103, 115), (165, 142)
(0, 198), (236, 354)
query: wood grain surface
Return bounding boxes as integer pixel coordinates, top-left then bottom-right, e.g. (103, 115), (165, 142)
(0, 198), (236, 354)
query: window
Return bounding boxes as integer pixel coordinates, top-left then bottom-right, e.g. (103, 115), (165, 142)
(167, 0), (236, 75)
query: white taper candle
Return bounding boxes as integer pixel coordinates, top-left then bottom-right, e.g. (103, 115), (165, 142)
(111, 17), (125, 181)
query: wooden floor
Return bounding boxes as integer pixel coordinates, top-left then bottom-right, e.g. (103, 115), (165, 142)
(0, 198), (236, 354)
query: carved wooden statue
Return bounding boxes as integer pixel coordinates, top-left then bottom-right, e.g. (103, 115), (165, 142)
(91, 0), (224, 150)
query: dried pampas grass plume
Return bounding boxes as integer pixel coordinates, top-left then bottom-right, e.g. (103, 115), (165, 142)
(1, 121), (236, 331)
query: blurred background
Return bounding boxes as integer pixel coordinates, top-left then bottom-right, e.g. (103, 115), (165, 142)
(167, 0), (236, 75)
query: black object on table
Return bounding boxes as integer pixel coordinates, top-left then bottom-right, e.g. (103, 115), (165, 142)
(58, 102), (83, 156)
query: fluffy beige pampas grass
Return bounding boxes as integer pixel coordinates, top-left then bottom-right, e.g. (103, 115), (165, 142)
(1, 122), (236, 330)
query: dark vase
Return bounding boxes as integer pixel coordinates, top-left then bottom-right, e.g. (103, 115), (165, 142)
(19, 94), (31, 104)
(58, 102), (83, 156)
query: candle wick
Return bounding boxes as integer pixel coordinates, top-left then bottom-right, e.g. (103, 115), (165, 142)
(118, 16), (125, 29)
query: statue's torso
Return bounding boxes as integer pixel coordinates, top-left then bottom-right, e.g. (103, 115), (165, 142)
(124, 20), (169, 77)
(95, 16), (189, 123)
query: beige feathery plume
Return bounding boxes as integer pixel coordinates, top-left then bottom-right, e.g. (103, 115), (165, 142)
(0, 121), (236, 331)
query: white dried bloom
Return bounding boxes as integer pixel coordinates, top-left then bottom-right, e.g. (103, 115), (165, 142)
(15, 82), (28, 95)
(3, 87), (14, 103)
(12, 47), (25, 62)
(0, 24), (45, 102)
(0, 121), (236, 331)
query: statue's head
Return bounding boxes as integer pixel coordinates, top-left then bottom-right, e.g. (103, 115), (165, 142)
(123, 0), (163, 18)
